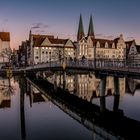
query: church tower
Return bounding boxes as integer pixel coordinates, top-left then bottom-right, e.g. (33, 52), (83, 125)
(77, 14), (85, 41)
(87, 15), (95, 39)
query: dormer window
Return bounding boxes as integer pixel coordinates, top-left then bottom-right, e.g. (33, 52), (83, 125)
(105, 42), (108, 48)
(96, 41), (100, 48)
(112, 43), (115, 48)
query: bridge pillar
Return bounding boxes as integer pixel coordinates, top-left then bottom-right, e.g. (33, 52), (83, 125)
(99, 76), (106, 96)
(99, 76), (106, 112)
(114, 77), (120, 95)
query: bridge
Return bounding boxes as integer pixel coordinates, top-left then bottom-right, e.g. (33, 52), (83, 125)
(26, 59), (140, 77)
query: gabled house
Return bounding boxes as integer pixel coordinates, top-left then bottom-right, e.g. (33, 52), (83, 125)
(126, 40), (140, 67)
(76, 14), (126, 60)
(29, 31), (75, 64)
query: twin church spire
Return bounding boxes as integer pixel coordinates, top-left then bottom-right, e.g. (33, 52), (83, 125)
(77, 14), (95, 41)
(88, 15), (95, 38)
(77, 14), (85, 41)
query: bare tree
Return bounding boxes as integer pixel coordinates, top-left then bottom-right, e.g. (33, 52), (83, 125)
(0, 48), (12, 63)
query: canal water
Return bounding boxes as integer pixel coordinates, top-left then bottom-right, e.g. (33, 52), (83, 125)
(0, 74), (140, 140)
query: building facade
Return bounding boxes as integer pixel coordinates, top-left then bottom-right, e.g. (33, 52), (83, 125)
(126, 40), (140, 67)
(76, 15), (126, 60)
(28, 31), (75, 65)
(0, 32), (11, 63)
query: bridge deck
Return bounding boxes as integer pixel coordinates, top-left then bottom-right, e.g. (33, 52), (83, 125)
(26, 59), (140, 77)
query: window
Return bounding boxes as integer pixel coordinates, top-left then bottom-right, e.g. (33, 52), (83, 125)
(85, 45), (88, 55)
(79, 45), (81, 55)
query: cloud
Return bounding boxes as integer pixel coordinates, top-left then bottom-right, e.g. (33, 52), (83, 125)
(31, 22), (48, 30)
(43, 25), (48, 28)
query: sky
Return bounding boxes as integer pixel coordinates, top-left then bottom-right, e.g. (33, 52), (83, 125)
(0, 0), (140, 49)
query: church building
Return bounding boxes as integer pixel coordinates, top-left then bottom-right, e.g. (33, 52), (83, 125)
(76, 14), (126, 60)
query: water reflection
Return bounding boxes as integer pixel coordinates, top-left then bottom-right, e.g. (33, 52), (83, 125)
(47, 73), (126, 102)
(0, 74), (140, 140)
(126, 78), (140, 95)
(0, 77), (15, 108)
(25, 74), (140, 140)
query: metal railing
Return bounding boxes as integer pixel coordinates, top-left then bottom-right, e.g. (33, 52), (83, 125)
(26, 59), (140, 74)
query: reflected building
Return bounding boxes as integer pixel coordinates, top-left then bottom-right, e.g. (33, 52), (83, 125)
(74, 75), (125, 101)
(26, 82), (49, 106)
(0, 78), (13, 108)
(26, 75), (140, 140)
(126, 78), (140, 95)
(48, 73), (126, 102)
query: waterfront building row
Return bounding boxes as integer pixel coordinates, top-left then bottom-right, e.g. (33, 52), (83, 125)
(14, 15), (140, 67)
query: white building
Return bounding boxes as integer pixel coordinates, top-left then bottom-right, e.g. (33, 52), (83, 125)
(76, 15), (126, 60)
(0, 32), (11, 63)
(28, 31), (75, 65)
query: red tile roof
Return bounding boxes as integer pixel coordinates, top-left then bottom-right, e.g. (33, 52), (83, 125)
(32, 34), (74, 48)
(92, 38), (115, 48)
(0, 32), (10, 41)
(32, 34), (54, 47)
(125, 40), (135, 48)
(49, 38), (68, 45)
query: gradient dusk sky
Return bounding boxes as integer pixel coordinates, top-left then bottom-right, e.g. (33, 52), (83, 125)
(0, 0), (140, 49)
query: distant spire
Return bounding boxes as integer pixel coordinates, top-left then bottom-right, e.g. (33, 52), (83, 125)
(77, 14), (85, 41)
(88, 15), (95, 39)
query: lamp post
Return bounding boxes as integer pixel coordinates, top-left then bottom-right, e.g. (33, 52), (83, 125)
(62, 46), (66, 70)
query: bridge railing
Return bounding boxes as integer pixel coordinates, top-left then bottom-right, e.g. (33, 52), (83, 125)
(26, 59), (140, 73)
